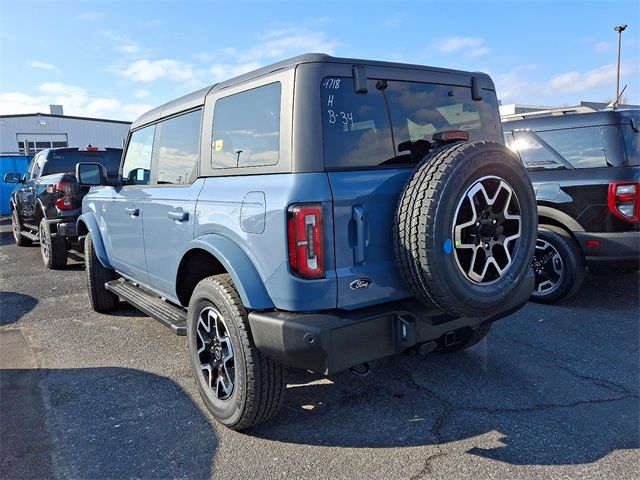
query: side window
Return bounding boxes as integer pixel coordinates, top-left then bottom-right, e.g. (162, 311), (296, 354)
(31, 154), (45, 178)
(122, 125), (155, 185)
(156, 109), (202, 184)
(511, 131), (565, 169)
(211, 82), (281, 169)
(24, 157), (36, 180)
(537, 127), (607, 168)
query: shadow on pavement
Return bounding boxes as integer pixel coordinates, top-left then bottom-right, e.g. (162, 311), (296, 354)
(0, 292), (38, 325)
(0, 367), (217, 479)
(254, 272), (639, 466)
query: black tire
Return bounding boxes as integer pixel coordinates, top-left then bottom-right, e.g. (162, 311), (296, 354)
(11, 208), (31, 247)
(440, 323), (492, 352)
(187, 274), (286, 430)
(394, 141), (537, 317)
(530, 225), (586, 304)
(85, 232), (119, 312)
(39, 217), (67, 269)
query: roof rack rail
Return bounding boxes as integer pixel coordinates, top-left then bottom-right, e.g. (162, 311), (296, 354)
(501, 106), (597, 121)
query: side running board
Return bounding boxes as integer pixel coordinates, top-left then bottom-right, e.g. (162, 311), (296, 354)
(105, 279), (187, 336)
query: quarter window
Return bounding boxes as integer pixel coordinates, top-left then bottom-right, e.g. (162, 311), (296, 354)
(156, 109), (202, 184)
(511, 131), (565, 169)
(211, 83), (281, 169)
(537, 127), (607, 168)
(122, 125), (155, 185)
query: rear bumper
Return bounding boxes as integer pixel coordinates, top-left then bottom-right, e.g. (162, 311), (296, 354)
(56, 221), (77, 237)
(248, 268), (534, 375)
(575, 231), (640, 271)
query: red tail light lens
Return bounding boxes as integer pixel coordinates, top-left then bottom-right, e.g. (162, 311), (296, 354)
(54, 181), (74, 210)
(287, 204), (325, 279)
(608, 182), (639, 223)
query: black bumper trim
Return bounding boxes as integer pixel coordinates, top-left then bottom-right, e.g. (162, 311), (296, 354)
(249, 269), (534, 375)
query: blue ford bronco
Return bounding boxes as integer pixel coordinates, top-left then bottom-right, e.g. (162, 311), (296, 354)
(76, 54), (537, 430)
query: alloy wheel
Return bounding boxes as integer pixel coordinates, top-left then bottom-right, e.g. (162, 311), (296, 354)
(196, 306), (235, 400)
(452, 176), (522, 284)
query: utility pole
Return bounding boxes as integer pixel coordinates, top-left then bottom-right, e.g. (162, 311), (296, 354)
(614, 24), (628, 107)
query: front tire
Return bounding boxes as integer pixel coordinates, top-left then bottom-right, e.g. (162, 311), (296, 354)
(187, 274), (285, 430)
(85, 232), (119, 312)
(39, 217), (67, 269)
(12, 209), (31, 247)
(530, 225), (586, 304)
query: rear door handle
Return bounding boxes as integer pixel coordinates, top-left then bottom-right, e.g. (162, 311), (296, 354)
(125, 207), (139, 216)
(352, 205), (366, 264)
(168, 210), (189, 222)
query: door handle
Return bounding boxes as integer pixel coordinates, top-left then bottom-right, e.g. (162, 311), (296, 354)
(352, 205), (366, 264)
(168, 210), (189, 222)
(125, 207), (139, 216)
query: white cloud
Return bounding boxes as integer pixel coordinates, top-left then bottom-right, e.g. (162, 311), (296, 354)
(595, 41), (611, 54)
(434, 37), (490, 58)
(495, 62), (637, 104)
(27, 60), (58, 71)
(98, 30), (147, 57)
(120, 59), (196, 82)
(543, 63), (633, 95)
(238, 27), (339, 63)
(134, 89), (150, 99)
(209, 62), (263, 82)
(0, 83), (152, 121)
(76, 12), (104, 21)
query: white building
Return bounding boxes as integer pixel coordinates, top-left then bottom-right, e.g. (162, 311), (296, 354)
(0, 105), (131, 155)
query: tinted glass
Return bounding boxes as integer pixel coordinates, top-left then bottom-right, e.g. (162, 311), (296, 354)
(43, 150), (123, 176)
(511, 131), (566, 169)
(211, 83), (281, 169)
(123, 125), (155, 185)
(322, 77), (501, 169)
(622, 123), (640, 166)
(157, 110), (202, 184)
(537, 127), (607, 168)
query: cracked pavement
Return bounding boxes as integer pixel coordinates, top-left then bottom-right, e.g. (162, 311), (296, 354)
(1, 220), (638, 479)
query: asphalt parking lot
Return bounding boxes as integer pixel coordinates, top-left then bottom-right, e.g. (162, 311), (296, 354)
(1, 219), (638, 480)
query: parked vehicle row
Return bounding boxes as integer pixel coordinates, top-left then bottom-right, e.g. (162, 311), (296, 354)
(5, 54), (638, 431)
(503, 108), (640, 302)
(5, 147), (122, 268)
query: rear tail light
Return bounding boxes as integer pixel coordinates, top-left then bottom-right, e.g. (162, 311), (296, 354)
(608, 182), (640, 223)
(287, 204), (325, 279)
(54, 181), (74, 210)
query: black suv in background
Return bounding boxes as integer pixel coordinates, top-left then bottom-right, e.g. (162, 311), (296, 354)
(502, 108), (640, 303)
(5, 147), (122, 269)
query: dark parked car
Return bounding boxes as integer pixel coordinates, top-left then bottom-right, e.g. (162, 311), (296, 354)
(76, 54), (537, 430)
(502, 107), (640, 303)
(5, 147), (122, 269)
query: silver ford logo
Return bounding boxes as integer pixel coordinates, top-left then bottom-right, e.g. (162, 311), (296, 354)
(349, 278), (373, 290)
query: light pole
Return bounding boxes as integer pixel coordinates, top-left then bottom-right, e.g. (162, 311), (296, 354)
(614, 24), (628, 106)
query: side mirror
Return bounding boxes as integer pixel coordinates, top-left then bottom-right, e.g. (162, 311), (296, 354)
(3, 172), (23, 184)
(76, 162), (107, 187)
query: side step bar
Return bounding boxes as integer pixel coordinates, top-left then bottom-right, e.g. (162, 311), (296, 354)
(20, 230), (40, 242)
(105, 279), (187, 336)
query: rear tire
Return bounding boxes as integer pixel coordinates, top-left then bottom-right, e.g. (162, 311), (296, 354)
(187, 274), (286, 430)
(85, 232), (119, 312)
(530, 225), (586, 304)
(39, 218), (67, 269)
(11, 209), (31, 247)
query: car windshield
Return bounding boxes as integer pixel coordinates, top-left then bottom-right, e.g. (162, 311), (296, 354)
(43, 150), (122, 176)
(321, 77), (501, 169)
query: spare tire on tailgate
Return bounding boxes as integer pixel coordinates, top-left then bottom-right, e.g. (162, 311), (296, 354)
(394, 141), (537, 317)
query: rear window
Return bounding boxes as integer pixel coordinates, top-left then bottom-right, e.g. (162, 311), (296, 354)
(622, 122), (640, 166)
(43, 150), (122, 177)
(321, 77), (500, 169)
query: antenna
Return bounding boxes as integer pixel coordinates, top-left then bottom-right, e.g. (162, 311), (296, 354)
(608, 84), (628, 110)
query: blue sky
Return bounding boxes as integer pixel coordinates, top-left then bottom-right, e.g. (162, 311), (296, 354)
(1, 0), (638, 121)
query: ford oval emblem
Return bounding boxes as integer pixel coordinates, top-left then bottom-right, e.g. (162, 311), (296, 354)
(349, 278), (373, 290)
